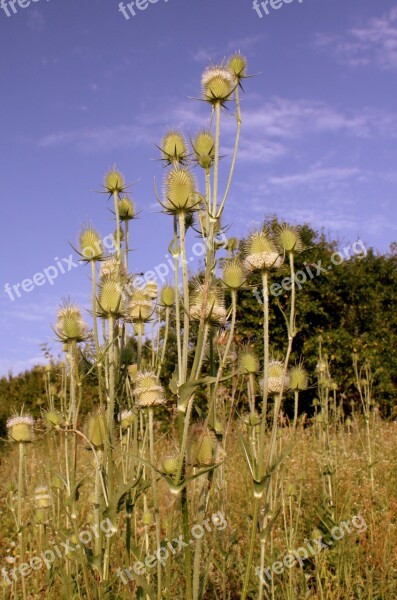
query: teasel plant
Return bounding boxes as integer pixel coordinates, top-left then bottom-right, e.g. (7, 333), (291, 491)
(239, 223), (306, 600)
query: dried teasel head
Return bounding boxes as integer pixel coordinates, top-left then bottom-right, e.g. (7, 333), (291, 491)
(104, 166), (125, 194)
(7, 412), (34, 443)
(160, 130), (188, 166)
(275, 224), (303, 254)
(162, 168), (199, 215)
(192, 130), (215, 170)
(244, 231), (283, 273)
(189, 283), (226, 325)
(201, 65), (235, 105)
(55, 301), (88, 343)
(134, 372), (166, 408)
(79, 224), (104, 261)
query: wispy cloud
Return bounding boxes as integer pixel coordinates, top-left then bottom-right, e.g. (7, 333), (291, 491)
(315, 6), (397, 70)
(36, 97), (397, 158)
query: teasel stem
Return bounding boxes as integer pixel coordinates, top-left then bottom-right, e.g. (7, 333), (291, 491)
(178, 212), (190, 382)
(217, 85), (241, 218)
(293, 390), (299, 431)
(241, 497), (260, 600)
(157, 306), (170, 378)
(137, 323), (143, 370)
(107, 315), (116, 440)
(212, 101), (221, 215)
(91, 260), (104, 407)
(113, 190), (121, 263)
(173, 215), (183, 385)
(17, 442), (27, 600)
(192, 475), (209, 600)
(257, 272), (270, 479)
(149, 408), (162, 599)
(268, 252), (296, 467)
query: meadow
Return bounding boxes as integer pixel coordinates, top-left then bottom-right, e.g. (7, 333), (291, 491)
(0, 53), (396, 600)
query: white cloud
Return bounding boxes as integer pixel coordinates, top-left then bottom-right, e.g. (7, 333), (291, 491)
(315, 6), (397, 70)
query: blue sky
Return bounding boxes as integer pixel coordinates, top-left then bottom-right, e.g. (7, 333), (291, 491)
(0, 0), (396, 375)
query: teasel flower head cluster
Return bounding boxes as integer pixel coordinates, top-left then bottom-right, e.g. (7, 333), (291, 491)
(86, 408), (107, 449)
(275, 224), (303, 255)
(261, 359), (288, 394)
(189, 283), (227, 324)
(244, 230), (283, 273)
(55, 301), (88, 343)
(192, 130), (215, 170)
(238, 345), (260, 374)
(134, 372), (166, 408)
(187, 423), (225, 467)
(160, 130), (188, 166)
(97, 258), (128, 318)
(289, 363), (308, 391)
(79, 224), (104, 262)
(228, 52), (248, 84)
(118, 196), (136, 221)
(221, 258), (246, 290)
(7, 411), (35, 443)
(162, 168), (200, 215)
(104, 166), (126, 195)
(126, 285), (154, 324)
(160, 285), (175, 308)
(119, 409), (135, 431)
(134, 372), (165, 407)
(201, 65), (235, 105)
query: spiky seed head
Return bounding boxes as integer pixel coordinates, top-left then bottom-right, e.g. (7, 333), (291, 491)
(104, 167), (125, 194)
(79, 226), (103, 261)
(120, 409), (135, 430)
(52, 474), (64, 489)
(142, 512), (153, 526)
(43, 410), (62, 429)
(222, 259), (246, 289)
(87, 409), (107, 449)
(239, 347), (260, 374)
(289, 365), (308, 390)
(145, 281), (158, 300)
(34, 509), (49, 525)
(244, 412), (260, 427)
(56, 302), (88, 343)
(127, 288), (153, 323)
(7, 413), (34, 443)
(187, 424), (217, 467)
(276, 225), (303, 253)
(190, 284), (226, 324)
(135, 372), (165, 407)
(160, 285), (175, 307)
(118, 196), (135, 220)
(98, 278), (124, 317)
(163, 456), (179, 475)
(266, 360), (285, 394)
(244, 231), (283, 272)
(163, 169), (198, 214)
(193, 130), (215, 169)
(201, 66), (234, 104)
(34, 486), (51, 509)
(161, 131), (188, 165)
(228, 52), (247, 80)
